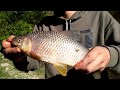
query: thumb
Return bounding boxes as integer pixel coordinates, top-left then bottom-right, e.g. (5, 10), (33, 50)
(6, 35), (15, 42)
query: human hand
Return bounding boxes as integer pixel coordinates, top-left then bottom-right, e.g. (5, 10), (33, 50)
(75, 46), (110, 73)
(1, 35), (21, 54)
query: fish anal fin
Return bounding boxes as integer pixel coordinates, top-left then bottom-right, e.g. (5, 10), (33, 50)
(53, 63), (67, 76)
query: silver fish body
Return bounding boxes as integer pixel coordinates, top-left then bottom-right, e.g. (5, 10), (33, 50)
(12, 31), (89, 76)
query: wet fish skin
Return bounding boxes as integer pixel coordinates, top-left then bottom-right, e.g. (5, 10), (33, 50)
(11, 31), (89, 76)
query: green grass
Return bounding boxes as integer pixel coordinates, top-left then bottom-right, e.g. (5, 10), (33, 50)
(0, 52), (45, 79)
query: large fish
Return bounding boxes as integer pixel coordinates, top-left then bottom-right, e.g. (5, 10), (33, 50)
(11, 30), (89, 76)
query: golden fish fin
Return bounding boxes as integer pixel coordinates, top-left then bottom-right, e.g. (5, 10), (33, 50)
(53, 63), (67, 76)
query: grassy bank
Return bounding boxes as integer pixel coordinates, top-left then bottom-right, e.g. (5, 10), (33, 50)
(0, 52), (45, 79)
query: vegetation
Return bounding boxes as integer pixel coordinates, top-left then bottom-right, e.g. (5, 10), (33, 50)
(0, 11), (53, 49)
(0, 11), (53, 79)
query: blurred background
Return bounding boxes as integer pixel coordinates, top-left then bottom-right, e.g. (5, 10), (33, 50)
(0, 11), (53, 79)
(0, 11), (119, 79)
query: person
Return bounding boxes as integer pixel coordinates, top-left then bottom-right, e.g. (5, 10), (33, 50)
(1, 11), (120, 79)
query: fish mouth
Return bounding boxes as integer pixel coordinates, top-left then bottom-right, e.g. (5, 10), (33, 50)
(12, 41), (17, 46)
(11, 39), (16, 45)
(11, 38), (18, 47)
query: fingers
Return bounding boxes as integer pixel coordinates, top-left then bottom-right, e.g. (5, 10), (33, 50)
(75, 46), (110, 73)
(1, 35), (21, 54)
(3, 47), (21, 54)
(2, 40), (12, 48)
(75, 50), (97, 70)
(2, 35), (15, 48)
(6, 35), (15, 42)
(75, 56), (105, 73)
(84, 55), (103, 73)
(88, 62), (106, 73)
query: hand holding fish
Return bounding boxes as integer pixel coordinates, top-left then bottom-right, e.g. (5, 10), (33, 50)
(75, 46), (110, 73)
(2, 35), (21, 54)
(2, 31), (111, 76)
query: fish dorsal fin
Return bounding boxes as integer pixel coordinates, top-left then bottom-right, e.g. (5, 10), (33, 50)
(53, 63), (67, 76)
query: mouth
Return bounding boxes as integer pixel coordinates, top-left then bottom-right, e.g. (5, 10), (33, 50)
(11, 38), (17, 46)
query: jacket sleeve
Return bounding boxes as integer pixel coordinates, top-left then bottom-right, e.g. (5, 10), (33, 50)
(104, 12), (120, 74)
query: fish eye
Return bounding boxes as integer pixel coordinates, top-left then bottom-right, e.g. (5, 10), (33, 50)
(17, 39), (21, 43)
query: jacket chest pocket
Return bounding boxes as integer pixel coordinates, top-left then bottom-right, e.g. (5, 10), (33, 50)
(79, 29), (93, 48)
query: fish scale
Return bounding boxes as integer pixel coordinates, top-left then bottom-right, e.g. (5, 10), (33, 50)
(33, 33), (88, 66)
(11, 31), (89, 76)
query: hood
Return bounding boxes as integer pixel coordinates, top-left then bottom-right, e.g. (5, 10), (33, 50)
(58, 11), (87, 22)
(57, 11), (88, 30)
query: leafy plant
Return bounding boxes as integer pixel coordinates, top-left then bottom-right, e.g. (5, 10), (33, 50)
(0, 11), (53, 49)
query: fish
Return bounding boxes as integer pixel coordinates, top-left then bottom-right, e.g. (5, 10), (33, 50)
(11, 30), (89, 76)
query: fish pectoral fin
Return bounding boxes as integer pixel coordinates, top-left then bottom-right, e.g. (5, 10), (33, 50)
(53, 63), (67, 76)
